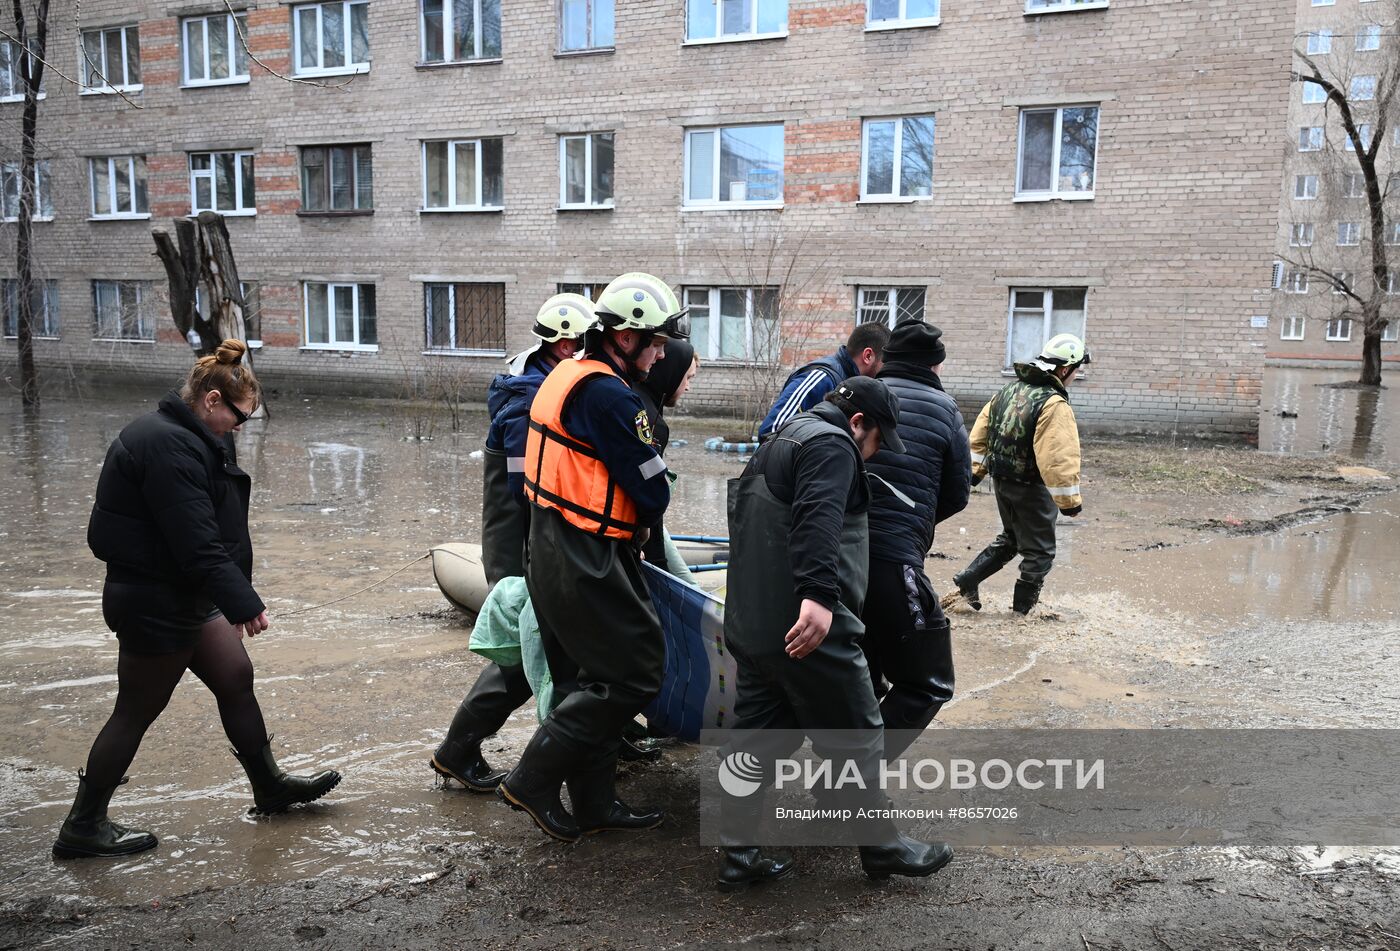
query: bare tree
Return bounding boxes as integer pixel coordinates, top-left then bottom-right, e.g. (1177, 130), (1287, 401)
(1286, 6), (1400, 386)
(8, 0), (48, 407)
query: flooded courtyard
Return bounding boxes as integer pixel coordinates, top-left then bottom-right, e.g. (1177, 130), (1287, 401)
(1, 367), (1398, 950)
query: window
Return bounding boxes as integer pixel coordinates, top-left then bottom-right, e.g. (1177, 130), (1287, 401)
(559, 133), (614, 209)
(1280, 315), (1306, 341)
(304, 282), (376, 348)
(1385, 271), (1398, 295)
(93, 280), (152, 340)
(1305, 30), (1332, 54)
(1343, 172), (1365, 198)
(421, 0), (502, 62)
(1312, 0), (1335, 5)
(1299, 127), (1324, 151)
(183, 13), (249, 85)
(1326, 317), (1352, 341)
(1015, 106), (1098, 200)
(1388, 221), (1400, 245)
(1350, 76), (1376, 101)
(558, 282), (602, 300)
(686, 0), (787, 42)
(1338, 222), (1361, 246)
(1, 37), (45, 101)
(867, 0), (939, 29)
(861, 115), (935, 200)
(190, 151), (256, 214)
(89, 156), (149, 218)
(300, 145), (373, 212)
(1302, 81), (1326, 104)
(857, 287), (925, 328)
(560, 0), (614, 51)
(1006, 288), (1086, 366)
(684, 286), (780, 362)
(424, 283), (506, 353)
(1356, 25), (1381, 51)
(80, 25), (140, 91)
(195, 281), (262, 346)
(1295, 174), (1318, 199)
(1333, 271), (1352, 295)
(1286, 270), (1310, 294)
(1345, 124), (1372, 151)
(1, 160), (52, 220)
(1026, 0), (1108, 11)
(1383, 320), (1398, 342)
(422, 139), (504, 210)
(1290, 223), (1315, 248)
(2, 279), (58, 337)
(293, 1), (369, 75)
(684, 124), (784, 207)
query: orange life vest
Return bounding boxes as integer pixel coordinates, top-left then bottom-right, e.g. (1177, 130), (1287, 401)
(523, 358), (642, 541)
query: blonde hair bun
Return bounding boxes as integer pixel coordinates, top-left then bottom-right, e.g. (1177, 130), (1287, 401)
(214, 338), (248, 365)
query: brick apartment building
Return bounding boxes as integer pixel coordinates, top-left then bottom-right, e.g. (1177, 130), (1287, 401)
(1, 0), (1288, 430)
(1272, 0), (1400, 369)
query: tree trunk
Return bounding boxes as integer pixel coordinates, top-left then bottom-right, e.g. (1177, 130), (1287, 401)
(1358, 329), (1383, 386)
(13, 0), (50, 408)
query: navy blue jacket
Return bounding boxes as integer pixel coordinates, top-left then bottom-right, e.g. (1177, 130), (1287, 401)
(757, 346), (859, 439)
(485, 352), (553, 503)
(865, 361), (971, 565)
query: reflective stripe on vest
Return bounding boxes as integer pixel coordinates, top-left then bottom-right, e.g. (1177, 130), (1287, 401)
(523, 358), (641, 541)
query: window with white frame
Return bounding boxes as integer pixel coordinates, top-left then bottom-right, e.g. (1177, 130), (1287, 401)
(1345, 124), (1373, 151)
(1385, 271), (1398, 295)
(422, 139), (504, 210)
(561, 0), (614, 51)
(190, 151), (256, 214)
(1333, 271), (1353, 294)
(421, 0), (502, 62)
(1026, 0), (1107, 12)
(1007, 288), (1086, 366)
(559, 133), (614, 208)
(1312, 0), (1334, 6)
(684, 124), (784, 206)
(1343, 172), (1365, 198)
(1286, 270), (1310, 294)
(1016, 106), (1098, 199)
(1302, 81), (1326, 104)
(867, 0), (939, 29)
(1356, 24), (1381, 51)
(93, 280), (152, 340)
(857, 286), (925, 328)
(1295, 174), (1319, 199)
(1305, 30), (1332, 54)
(1326, 317), (1352, 341)
(304, 282), (376, 348)
(1299, 126), (1324, 151)
(80, 25), (141, 91)
(293, 1), (369, 76)
(558, 282), (603, 300)
(1290, 223), (1315, 248)
(1338, 222), (1361, 246)
(1, 160), (52, 220)
(1383, 319), (1398, 342)
(1, 38), (45, 101)
(2, 278), (58, 337)
(1389, 221), (1400, 245)
(182, 13), (249, 85)
(1280, 314), (1306, 341)
(424, 282), (506, 352)
(684, 286), (780, 362)
(89, 156), (149, 218)
(1351, 76), (1376, 101)
(686, 0), (787, 42)
(861, 115), (935, 200)
(195, 281), (262, 346)
(300, 145), (373, 212)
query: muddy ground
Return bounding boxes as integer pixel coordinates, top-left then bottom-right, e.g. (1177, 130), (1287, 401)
(1, 369), (1398, 950)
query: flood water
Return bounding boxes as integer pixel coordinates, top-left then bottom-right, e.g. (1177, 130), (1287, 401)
(0, 366), (1397, 910)
(1259, 366), (1398, 465)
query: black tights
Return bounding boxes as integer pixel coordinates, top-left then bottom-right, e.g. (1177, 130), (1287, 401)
(83, 616), (269, 789)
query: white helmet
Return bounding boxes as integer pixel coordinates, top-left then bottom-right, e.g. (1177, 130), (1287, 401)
(507, 293), (597, 373)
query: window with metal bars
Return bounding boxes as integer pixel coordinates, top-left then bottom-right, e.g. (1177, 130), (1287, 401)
(425, 282), (506, 353)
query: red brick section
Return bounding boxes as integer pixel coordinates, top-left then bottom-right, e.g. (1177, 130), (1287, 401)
(139, 17), (180, 88)
(256, 149), (301, 216)
(148, 154), (191, 220)
(790, 4), (864, 29)
(787, 119), (861, 205)
(258, 283), (303, 349)
(247, 7), (291, 76)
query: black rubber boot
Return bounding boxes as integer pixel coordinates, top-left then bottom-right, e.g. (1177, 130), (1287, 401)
(431, 706), (507, 792)
(1012, 580), (1041, 615)
(717, 847), (796, 892)
(566, 755), (664, 834)
(618, 734), (665, 762)
(859, 833), (954, 880)
(497, 727), (583, 843)
(52, 773), (158, 860)
(233, 740), (342, 815)
(948, 571), (982, 611)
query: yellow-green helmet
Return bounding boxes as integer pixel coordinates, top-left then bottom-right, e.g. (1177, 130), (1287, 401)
(1037, 333), (1091, 369)
(532, 293), (597, 342)
(595, 272), (689, 338)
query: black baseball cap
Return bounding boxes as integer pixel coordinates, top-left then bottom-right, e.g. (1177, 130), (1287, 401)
(833, 376), (905, 454)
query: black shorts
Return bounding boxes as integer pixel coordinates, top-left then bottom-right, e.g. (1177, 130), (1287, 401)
(102, 581), (221, 656)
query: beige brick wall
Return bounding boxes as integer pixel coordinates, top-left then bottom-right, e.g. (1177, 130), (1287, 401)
(1, 0), (1290, 431)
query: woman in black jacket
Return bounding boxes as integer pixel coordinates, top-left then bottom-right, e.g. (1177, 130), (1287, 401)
(54, 339), (340, 860)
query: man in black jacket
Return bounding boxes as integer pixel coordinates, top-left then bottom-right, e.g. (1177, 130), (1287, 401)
(862, 320), (971, 759)
(718, 377), (953, 891)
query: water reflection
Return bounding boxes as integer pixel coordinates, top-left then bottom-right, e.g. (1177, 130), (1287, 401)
(1260, 367), (1395, 465)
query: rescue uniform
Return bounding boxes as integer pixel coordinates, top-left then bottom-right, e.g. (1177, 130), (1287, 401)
(955, 362), (1083, 612)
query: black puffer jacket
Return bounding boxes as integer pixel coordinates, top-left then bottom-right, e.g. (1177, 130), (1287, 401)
(87, 391), (265, 623)
(865, 361), (971, 565)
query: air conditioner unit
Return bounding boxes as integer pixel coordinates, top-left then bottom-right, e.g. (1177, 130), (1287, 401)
(1271, 260), (1284, 290)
